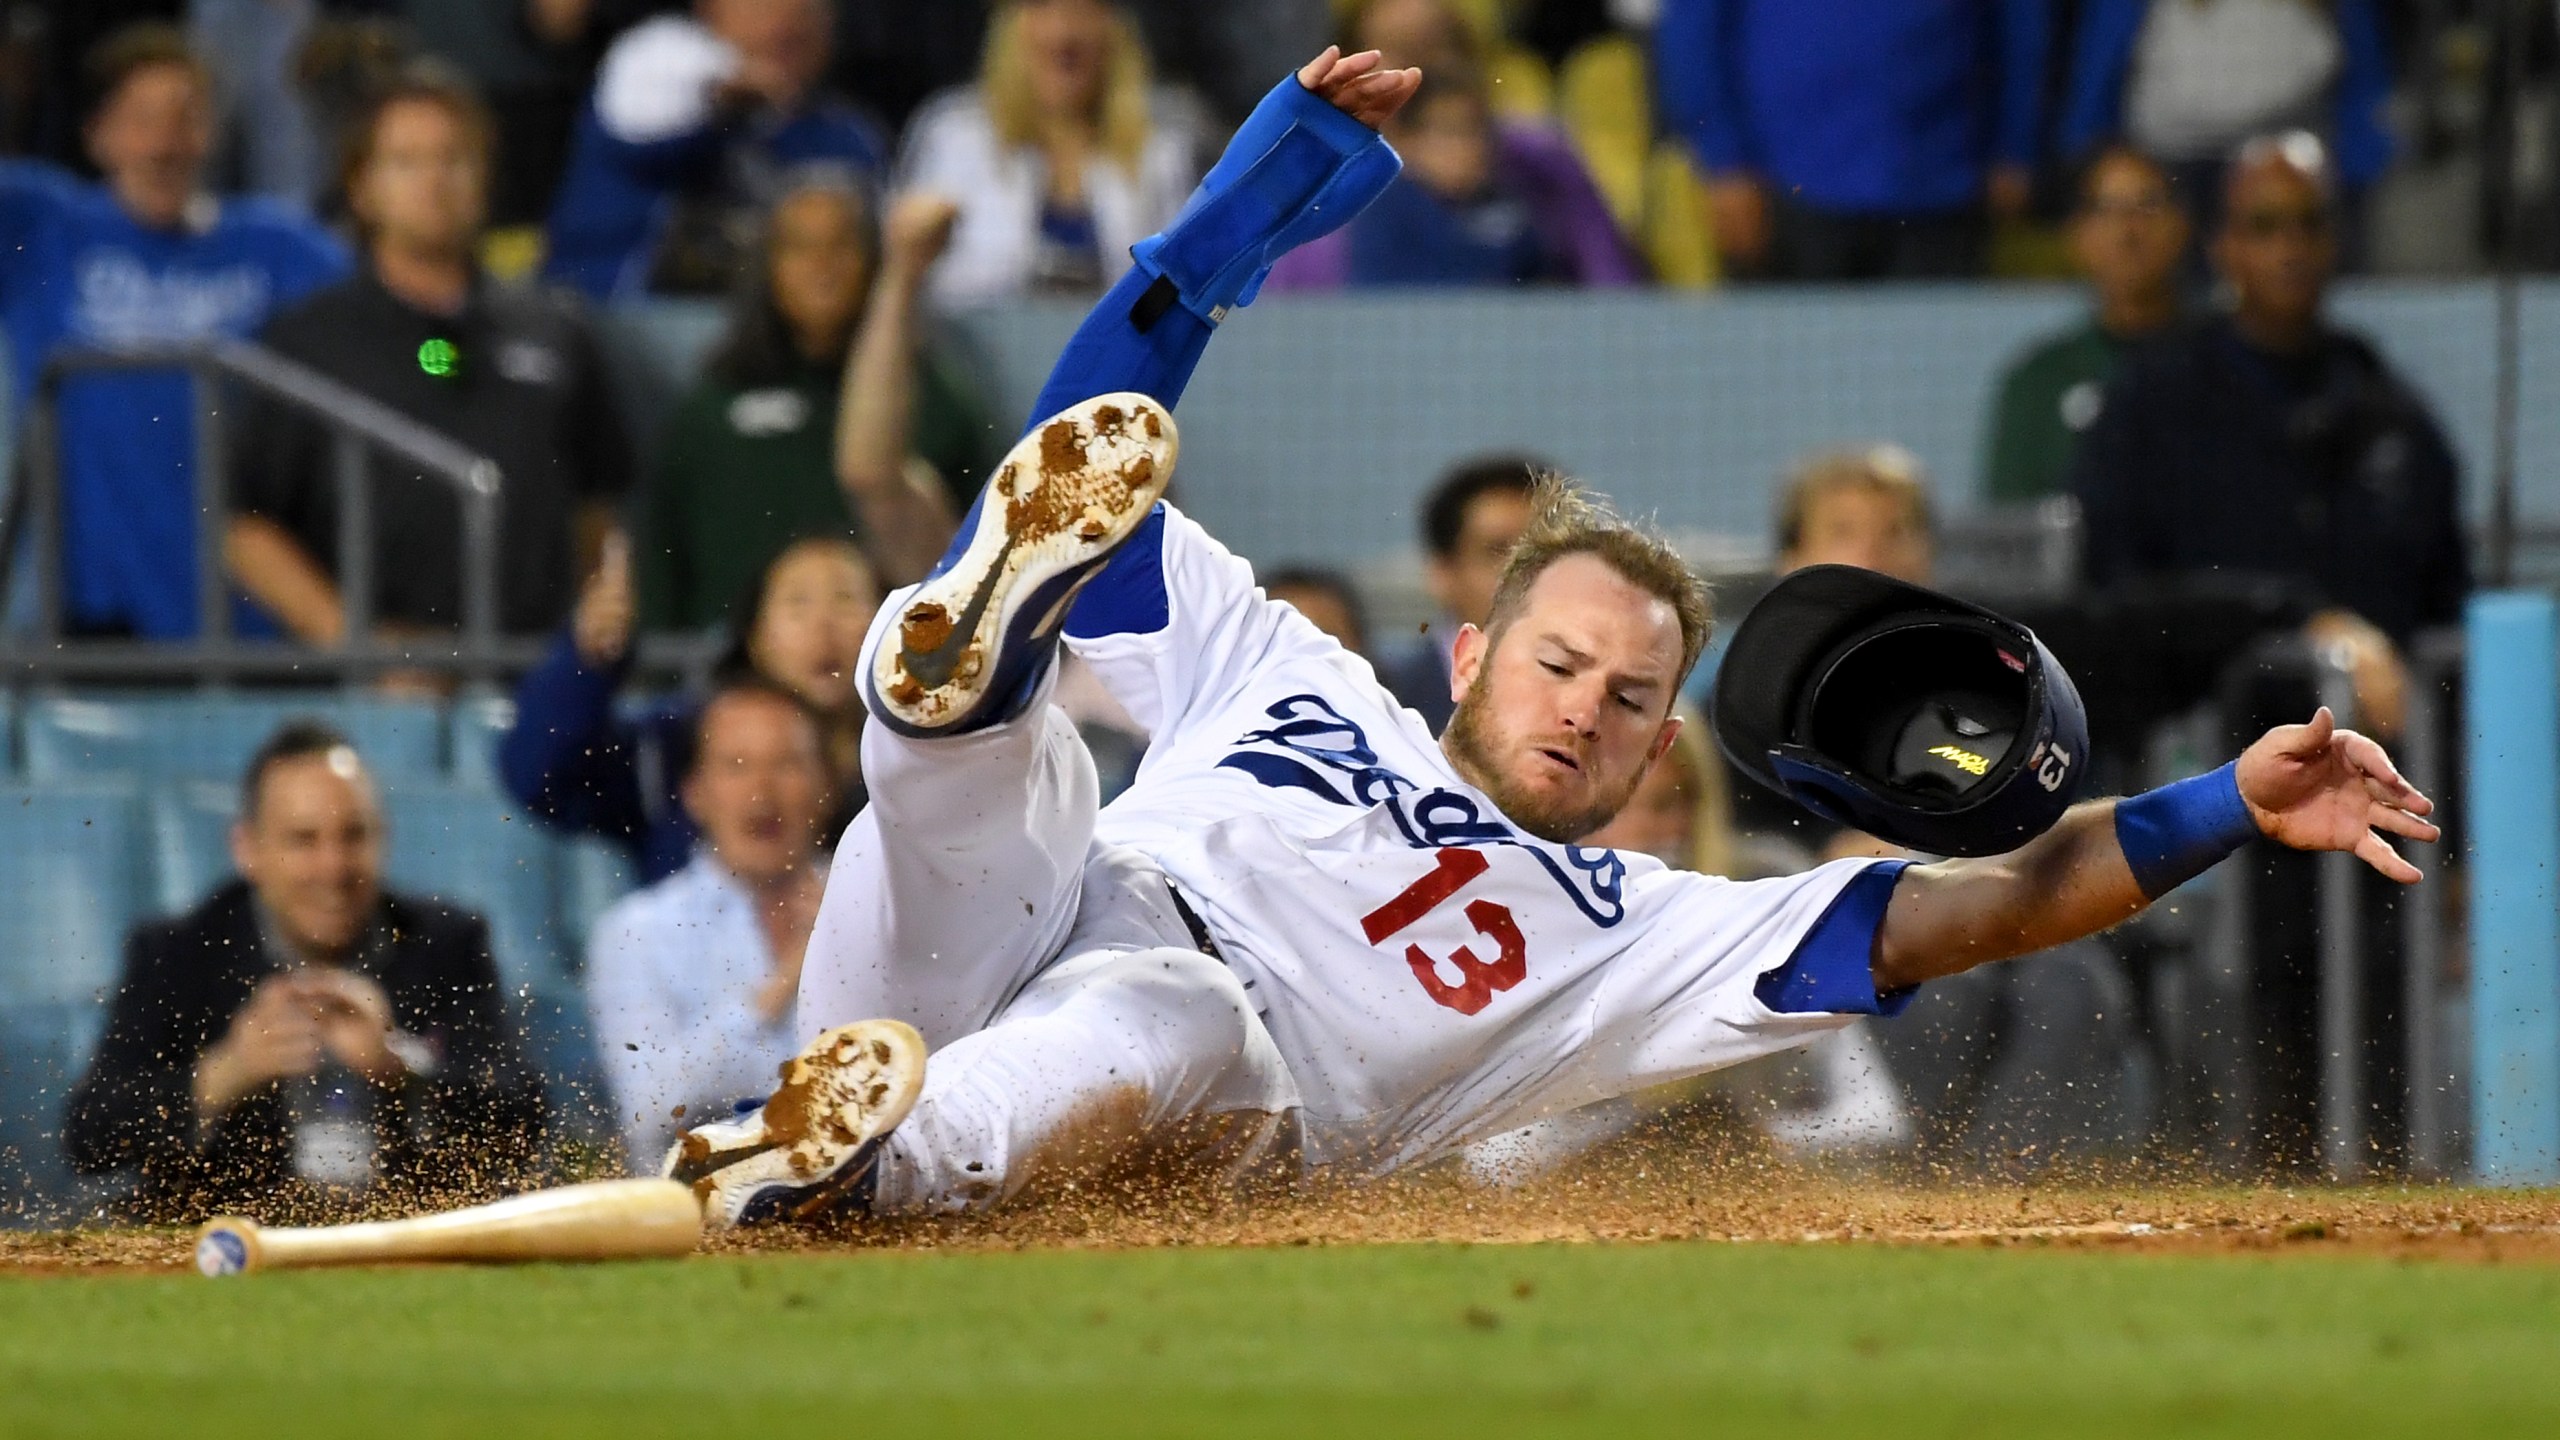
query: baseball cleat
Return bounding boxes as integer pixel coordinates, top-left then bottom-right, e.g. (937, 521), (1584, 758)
(663, 1019), (927, 1228)
(869, 392), (1177, 735)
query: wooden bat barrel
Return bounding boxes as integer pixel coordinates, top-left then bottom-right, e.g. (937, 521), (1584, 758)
(195, 1179), (704, 1276)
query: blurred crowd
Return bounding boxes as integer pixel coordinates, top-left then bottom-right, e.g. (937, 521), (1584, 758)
(9, 2), (2554, 301)
(0, 2), (2508, 1216)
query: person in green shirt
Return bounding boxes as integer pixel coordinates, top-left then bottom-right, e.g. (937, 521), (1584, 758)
(641, 174), (999, 629)
(1981, 145), (2190, 505)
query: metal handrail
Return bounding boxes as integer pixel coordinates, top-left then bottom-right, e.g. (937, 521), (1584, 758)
(0, 631), (730, 688)
(2398, 627), (2465, 1178)
(2180, 625), (2467, 1179)
(1, 339), (506, 682)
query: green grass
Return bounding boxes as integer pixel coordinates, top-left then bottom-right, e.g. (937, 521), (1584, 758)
(3, 1243), (2557, 1438)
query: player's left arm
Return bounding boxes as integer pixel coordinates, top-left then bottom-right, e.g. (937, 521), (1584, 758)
(1871, 707), (2436, 990)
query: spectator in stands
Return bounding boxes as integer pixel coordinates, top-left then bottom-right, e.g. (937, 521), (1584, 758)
(895, 0), (1204, 309)
(1264, 66), (1630, 290)
(1730, 447), (2140, 1174)
(1982, 145), (2192, 505)
(2072, 133), (2466, 737)
(1117, 0), (1331, 124)
(642, 180), (991, 625)
(1264, 565), (1371, 658)
(1774, 445), (1936, 584)
(831, 1), (1325, 135)
(501, 534), (878, 883)
(2057, 0), (2394, 247)
(826, 0), (996, 134)
(64, 721), (545, 1221)
(544, 0), (888, 298)
(188, 0), (327, 210)
(1264, 1), (1636, 290)
(1698, 444), (1936, 766)
(229, 63), (633, 647)
(1654, 0), (2046, 280)
(1377, 455), (1542, 731)
(0, 24), (347, 639)
(395, 0), (625, 231)
(588, 675), (834, 1167)
(1581, 707), (1735, 877)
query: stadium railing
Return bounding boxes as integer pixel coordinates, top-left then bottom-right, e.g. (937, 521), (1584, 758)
(2140, 629), (2469, 1181)
(5, 340), (504, 682)
(0, 340), (728, 690)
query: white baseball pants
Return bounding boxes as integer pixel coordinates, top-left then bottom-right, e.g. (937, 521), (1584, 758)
(798, 630), (1297, 1215)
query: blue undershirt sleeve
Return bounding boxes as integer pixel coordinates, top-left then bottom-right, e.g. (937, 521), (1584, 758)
(1754, 860), (1919, 1017)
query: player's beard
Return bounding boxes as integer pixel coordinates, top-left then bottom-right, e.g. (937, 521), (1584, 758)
(1442, 669), (1640, 845)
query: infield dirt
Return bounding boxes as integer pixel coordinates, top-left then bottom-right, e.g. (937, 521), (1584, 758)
(10, 1137), (2559, 1274)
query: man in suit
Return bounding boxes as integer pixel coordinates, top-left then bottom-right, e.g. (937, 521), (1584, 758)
(64, 721), (544, 1221)
(1377, 454), (1543, 732)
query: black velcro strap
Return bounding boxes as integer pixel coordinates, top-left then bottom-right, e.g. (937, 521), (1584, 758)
(1167, 883), (1223, 961)
(1129, 273), (1180, 333)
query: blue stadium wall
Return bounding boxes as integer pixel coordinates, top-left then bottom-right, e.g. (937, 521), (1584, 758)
(598, 280), (2560, 570)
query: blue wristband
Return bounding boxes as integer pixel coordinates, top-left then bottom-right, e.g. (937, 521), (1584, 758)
(2113, 761), (2259, 900)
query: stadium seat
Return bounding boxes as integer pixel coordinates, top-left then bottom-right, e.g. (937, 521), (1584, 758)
(1486, 42), (1553, 121)
(381, 783), (642, 1152)
(448, 694), (515, 793)
(144, 779), (239, 919)
(1640, 140), (1720, 288)
(0, 779), (146, 1225)
(595, 301), (725, 458)
(22, 692), (444, 784)
(555, 831), (638, 1152)
(559, 835), (640, 966)
(450, 688), (689, 797)
(1552, 35), (1718, 288)
(378, 781), (623, 1142)
(1556, 34), (1650, 232)
(521, 989), (621, 1154)
(381, 782), (571, 1001)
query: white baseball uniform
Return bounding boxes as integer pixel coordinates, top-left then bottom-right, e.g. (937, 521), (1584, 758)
(797, 504), (1913, 1214)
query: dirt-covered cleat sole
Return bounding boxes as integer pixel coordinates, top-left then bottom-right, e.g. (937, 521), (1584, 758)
(662, 1019), (927, 1229)
(870, 392), (1177, 735)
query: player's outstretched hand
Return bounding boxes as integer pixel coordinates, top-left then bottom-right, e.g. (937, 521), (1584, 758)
(2237, 707), (2439, 882)
(1298, 46), (1421, 130)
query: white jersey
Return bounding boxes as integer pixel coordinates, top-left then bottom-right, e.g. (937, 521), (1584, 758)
(1070, 507), (1897, 1172)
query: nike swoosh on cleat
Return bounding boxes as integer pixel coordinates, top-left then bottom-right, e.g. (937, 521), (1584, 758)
(902, 532), (1018, 689)
(668, 1135), (788, 1188)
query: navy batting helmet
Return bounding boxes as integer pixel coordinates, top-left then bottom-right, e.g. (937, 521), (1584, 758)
(1710, 565), (2090, 858)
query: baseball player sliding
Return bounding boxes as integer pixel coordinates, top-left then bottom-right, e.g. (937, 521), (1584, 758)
(668, 49), (2438, 1226)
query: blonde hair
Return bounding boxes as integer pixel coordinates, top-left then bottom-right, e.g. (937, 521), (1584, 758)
(1484, 474), (1715, 684)
(981, 0), (1154, 175)
(1654, 705), (1739, 877)
(1773, 444), (1935, 555)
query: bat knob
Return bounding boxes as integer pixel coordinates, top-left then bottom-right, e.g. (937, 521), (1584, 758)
(195, 1218), (261, 1276)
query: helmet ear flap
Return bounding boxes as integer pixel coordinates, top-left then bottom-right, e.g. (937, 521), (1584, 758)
(1714, 566), (2091, 859)
(1768, 748), (1860, 828)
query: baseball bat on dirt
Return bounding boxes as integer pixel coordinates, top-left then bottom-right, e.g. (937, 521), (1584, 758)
(193, 1179), (703, 1276)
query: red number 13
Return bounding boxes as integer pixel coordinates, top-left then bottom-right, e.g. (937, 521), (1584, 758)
(1359, 848), (1528, 1016)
